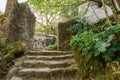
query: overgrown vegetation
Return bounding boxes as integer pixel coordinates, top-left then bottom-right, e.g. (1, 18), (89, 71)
(69, 19), (89, 36)
(70, 25), (120, 62)
(44, 44), (57, 50)
(0, 41), (24, 78)
(70, 21), (120, 79)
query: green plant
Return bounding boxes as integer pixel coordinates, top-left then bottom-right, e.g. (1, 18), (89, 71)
(45, 44), (57, 50)
(71, 25), (120, 79)
(1, 42), (24, 58)
(69, 19), (89, 36)
(0, 41), (24, 78)
(70, 25), (120, 62)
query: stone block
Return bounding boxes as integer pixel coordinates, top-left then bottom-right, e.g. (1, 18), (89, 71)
(0, 0), (36, 49)
(57, 19), (78, 51)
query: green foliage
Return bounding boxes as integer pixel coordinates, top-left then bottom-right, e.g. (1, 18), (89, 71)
(28, 0), (81, 16)
(71, 25), (120, 79)
(0, 42), (24, 61)
(0, 42), (24, 77)
(45, 44), (57, 50)
(69, 19), (89, 35)
(29, 0), (83, 35)
(70, 25), (120, 62)
(95, 76), (106, 80)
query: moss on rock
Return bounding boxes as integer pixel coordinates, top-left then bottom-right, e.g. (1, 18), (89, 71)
(72, 47), (120, 80)
(0, 41), (24, 78)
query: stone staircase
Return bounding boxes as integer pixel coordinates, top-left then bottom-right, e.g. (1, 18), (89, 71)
(17, 51), (77, 80)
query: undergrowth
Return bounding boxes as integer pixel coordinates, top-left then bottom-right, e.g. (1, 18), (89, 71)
(0, 41), (24, 78)
(70, 19), (120, 79)
(44, 44), (57, 50)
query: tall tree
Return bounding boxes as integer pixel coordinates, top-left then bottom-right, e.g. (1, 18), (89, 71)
(28, 0), (82, 34)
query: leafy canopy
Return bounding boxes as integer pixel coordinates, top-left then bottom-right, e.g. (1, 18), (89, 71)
(28, 0), (82, 17)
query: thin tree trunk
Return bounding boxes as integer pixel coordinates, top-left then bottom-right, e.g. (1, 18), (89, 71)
(102, 0), (112, 27)
(111, 0), (118, 24)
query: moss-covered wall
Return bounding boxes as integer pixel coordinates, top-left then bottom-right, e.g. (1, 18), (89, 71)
(57, 19), (78, 51)
(72, 47), (120, 80)
(0, 42), (24, 78)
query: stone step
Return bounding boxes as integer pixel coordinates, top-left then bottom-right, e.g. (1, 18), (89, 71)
(25, 54), (74, 61)
(21, 76), (75, 80)
(27, 51), (71, 56)
(18, 66), (77, 78)
(22, 59), (75, 68)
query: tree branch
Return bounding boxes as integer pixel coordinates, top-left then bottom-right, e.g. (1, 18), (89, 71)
(102, 0), (112, 27)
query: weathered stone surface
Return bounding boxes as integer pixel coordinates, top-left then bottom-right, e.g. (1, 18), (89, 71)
(25, 54), (74, 61)
(5, 0), (18, 17)
(11, 76), (22, 80)
(17, 51), (76, 79)
(57, 19), (78, 51)
(0, 0), (18, 43)
(0, 0), (36, 49)
(78, 1), (113, 24)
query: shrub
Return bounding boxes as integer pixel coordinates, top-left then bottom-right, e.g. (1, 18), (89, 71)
(70, 25), (120, 79)
(70, 25), (120, 62)
(69, 19), (89, 36)
(0, 41), (24, 78)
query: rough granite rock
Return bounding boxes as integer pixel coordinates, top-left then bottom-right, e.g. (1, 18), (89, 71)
(10, 76), (22, 80)
(78, 1), (113, 24)
(0, 0), (35, 49)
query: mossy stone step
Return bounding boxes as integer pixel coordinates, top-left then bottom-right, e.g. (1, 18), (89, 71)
(18, 66), (77, 78)
(17, 50), (77, 80)
(25, 54), (74, 61)
(27, 51), (71, 56)
(22, 59), (75, 68)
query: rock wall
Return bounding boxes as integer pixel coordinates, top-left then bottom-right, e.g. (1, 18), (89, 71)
(57, 20), (78, 51)
(0, 0), (36, 49)
(0, 16), (9, 43)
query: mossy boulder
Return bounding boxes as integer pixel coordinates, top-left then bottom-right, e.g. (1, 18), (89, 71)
(0, 41), (24, 78)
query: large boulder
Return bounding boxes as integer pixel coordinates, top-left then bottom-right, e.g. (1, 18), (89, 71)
(0, 0), (36, 49)
(78, 1), (113, 24)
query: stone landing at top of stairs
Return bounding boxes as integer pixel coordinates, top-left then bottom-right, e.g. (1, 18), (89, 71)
(17, 50), (77, 80)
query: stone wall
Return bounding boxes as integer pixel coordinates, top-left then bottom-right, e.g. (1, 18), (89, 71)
(0, 0), (36, 49)
(57, 19), (78, 51)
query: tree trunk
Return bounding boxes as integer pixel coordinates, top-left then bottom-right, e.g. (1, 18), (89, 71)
(102, 0), (112, 27)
